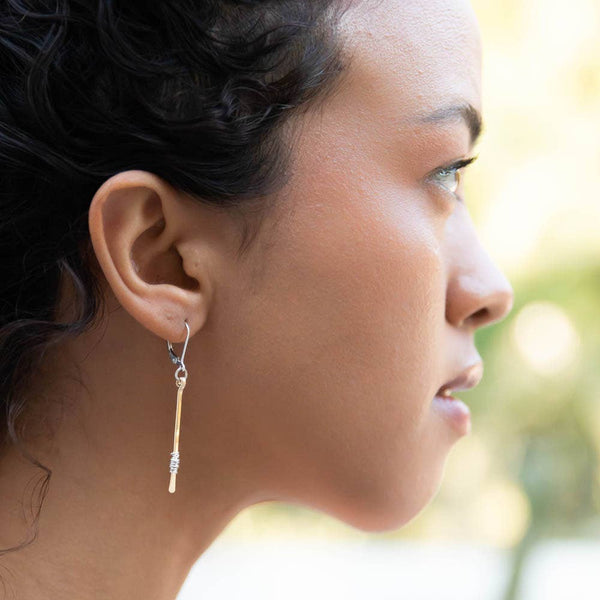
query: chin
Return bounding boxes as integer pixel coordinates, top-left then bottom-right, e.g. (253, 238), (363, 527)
(325, 468), (446, 534)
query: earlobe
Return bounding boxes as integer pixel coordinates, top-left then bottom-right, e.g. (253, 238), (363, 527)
(88, 170), (212, 342)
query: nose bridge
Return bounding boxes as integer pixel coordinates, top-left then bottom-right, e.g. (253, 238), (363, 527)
(445, 224), (514, 331)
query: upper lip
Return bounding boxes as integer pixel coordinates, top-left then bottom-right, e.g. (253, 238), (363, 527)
(437, 362), (484, 396)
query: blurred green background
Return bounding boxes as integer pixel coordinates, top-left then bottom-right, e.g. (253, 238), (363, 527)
(203, 1), (600, 598)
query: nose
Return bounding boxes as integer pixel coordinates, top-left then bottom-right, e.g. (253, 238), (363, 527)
(445, 229), (515, 331)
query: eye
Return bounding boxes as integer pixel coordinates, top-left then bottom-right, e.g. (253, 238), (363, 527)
(429, 155), (478, 200)
(432, 166), (462, 194)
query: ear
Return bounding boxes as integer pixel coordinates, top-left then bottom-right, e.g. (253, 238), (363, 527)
(88, 170), (219, 343)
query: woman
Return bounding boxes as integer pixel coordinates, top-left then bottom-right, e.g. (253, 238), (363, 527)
(0, 0), (514, 597)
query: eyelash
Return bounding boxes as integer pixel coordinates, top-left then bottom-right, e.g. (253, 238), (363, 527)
(429, 155), (478, 202)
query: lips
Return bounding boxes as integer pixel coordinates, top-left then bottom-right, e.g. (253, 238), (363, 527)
(436, 362), (484, 398)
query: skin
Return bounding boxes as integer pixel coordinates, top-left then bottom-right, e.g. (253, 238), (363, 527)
(0, 0), (513, 598)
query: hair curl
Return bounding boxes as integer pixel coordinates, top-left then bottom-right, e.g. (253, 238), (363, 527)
(0, 0), (355, 556)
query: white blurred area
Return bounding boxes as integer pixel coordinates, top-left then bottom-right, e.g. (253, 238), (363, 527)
(177, 537), (599, 600)
(178, 539), (508, 600)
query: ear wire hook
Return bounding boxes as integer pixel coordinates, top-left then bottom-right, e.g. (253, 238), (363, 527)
(167, 321), (190, 377)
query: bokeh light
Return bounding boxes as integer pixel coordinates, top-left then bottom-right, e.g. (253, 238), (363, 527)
(511, 302), (581, 375)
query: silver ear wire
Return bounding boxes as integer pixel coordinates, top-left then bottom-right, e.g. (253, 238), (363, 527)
(166, 320), (190, 493)
(167, 321), (190, 379)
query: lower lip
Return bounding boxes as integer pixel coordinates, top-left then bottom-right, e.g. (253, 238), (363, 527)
(433, 394), (471, 436)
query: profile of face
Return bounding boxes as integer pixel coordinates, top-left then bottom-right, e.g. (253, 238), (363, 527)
(89, 0), (514, 534)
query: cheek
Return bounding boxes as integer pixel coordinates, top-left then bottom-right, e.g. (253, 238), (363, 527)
(231, 181), (453, 528)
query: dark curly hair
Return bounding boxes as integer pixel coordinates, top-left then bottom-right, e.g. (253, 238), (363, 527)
(0, 0), (357, 555)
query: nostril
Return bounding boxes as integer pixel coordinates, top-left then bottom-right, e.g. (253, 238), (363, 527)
(469, 288), (513, 329)
(463, 307), (490, 329)
(471, 307), (489, 325)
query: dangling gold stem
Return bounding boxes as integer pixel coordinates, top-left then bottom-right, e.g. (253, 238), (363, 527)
(169, 377), (186, 493)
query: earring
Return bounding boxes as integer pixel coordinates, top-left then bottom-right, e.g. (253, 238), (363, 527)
(166, 320), (190, 494)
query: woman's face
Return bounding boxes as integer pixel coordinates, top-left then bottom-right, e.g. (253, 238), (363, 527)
(192, 0), (514, 531)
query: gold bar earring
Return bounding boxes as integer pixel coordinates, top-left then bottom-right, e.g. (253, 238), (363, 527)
(166, 320), (190, 494)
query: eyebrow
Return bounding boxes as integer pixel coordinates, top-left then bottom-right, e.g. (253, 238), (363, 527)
(419, 103), (483, 148)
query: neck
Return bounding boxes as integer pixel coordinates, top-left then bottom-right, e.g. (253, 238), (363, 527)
(0, 449), (234, 599)
(0, 307), (257, 600)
